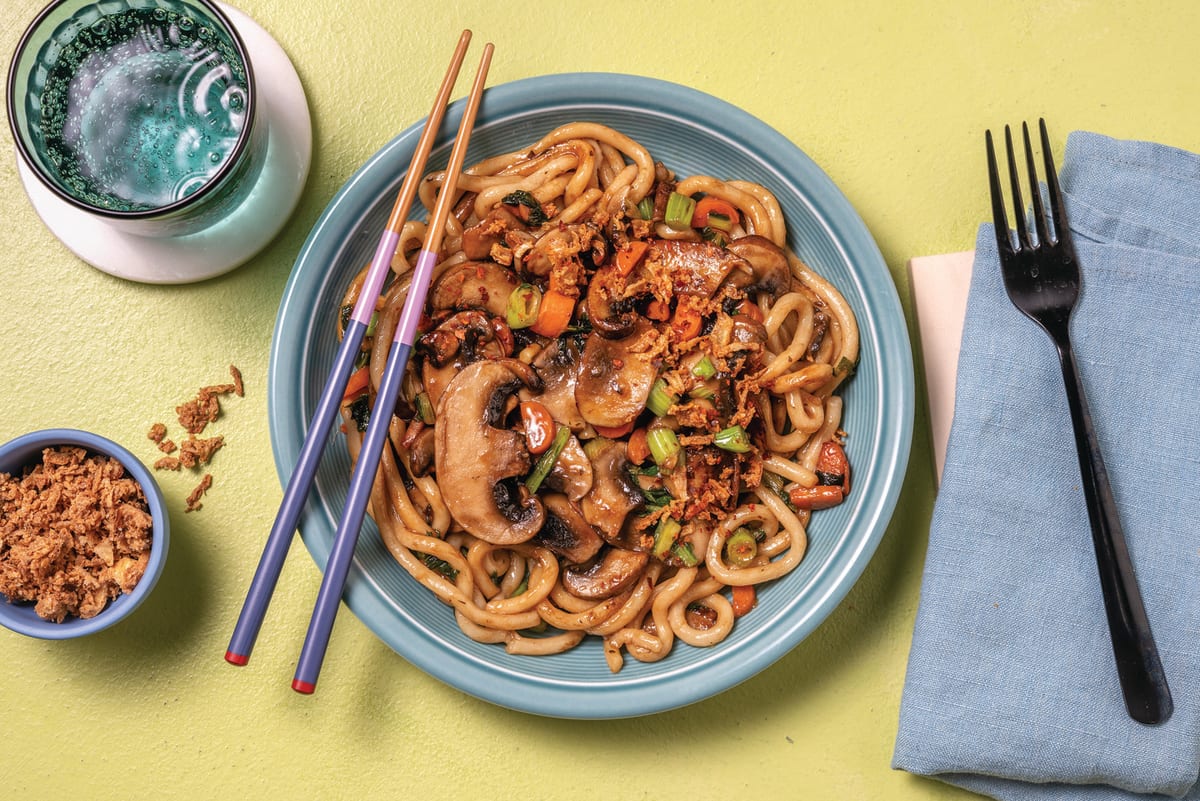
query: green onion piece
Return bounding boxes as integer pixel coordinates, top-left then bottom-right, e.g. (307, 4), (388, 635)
(835, 356), (857, 376)
(581, 436), (612, 462)
(525, 425), (570, 493)
(365, 311), (380, 337)
(646, 427), (681, 469)
(664, 192), (697, 230)
(645, 378), (676, 417)
(671, 541), (699, 567)
(414, 391), (436, 425)
(691, 355), (717, 378)
(701, 227), (729, 247)
(637, 196), (654, 220)
(652, 516), (681, 558)
(506, 283), (543, 329)
(705, 212), (733, 232)
(511, 577), (529, 597)
(724, 527), (758, 567)
(761, 471), (799, 512)
(339, 304), (353, 332)
(714, 424), (752, 453)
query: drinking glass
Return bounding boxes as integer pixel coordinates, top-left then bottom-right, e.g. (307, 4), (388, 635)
(7, 0), (266, 237)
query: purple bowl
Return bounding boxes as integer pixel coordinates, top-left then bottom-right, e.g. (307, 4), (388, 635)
(0, 428), (169, 639)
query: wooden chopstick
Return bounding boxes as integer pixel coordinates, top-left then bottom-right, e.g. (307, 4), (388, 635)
(225, 30), (474, 668)
(291, 41), (495, 694)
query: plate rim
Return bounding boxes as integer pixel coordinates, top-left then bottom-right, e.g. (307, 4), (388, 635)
(269, 72), (914, 718)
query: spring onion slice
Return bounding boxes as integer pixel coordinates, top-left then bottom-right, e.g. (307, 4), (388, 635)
(646, 378), (675, 417)
(664, 192), (697, 230)
(714, 424), (752, 453)
(525, 425), (570, 493)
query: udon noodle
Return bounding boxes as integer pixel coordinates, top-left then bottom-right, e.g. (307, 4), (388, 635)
(335, 122), (859, 671)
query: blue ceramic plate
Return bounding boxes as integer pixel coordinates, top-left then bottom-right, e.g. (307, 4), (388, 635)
(270, 73), (913, 718)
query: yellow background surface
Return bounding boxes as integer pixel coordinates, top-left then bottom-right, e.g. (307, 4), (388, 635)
(2, 1), (1198, 799)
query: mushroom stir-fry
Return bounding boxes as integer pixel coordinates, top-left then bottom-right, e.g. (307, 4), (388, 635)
(336, 122), (859, 671)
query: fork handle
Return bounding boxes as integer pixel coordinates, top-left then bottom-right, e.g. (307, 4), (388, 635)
(1057, 340), (1173, 725)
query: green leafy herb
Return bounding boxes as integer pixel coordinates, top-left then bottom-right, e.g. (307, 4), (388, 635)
(502, 190), (549, 226)
(348, 395), (371, 432)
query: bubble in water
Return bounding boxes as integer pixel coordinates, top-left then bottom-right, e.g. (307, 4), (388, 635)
(35, 7), (249, 211)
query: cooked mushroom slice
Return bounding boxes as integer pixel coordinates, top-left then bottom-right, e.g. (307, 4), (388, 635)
(435, 360), (545, 545)
(523, 223), (601, 280)
(722, 235), (793, 300)
(583, 265), (636, 338)
(460, 206), (526, 261)
(543, 433), (593, 501)
(522, 338), (588, 433)
(429, 260), (520, 318)
(648, 239), (752, 297)
(562, 548), (650, 600)
(576, 320), (659, 431)
(403, 425), (436, 477)
(534, 493), (604, 565)
(419, 310), (507, 408)
(580, 438), (647, 550)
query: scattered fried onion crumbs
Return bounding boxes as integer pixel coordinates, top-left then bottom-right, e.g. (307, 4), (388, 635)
(0, 446), (152, 622)
(149, 364), (244, 512)
(178, 435), (224, 469)
(185, 474), (213, 513)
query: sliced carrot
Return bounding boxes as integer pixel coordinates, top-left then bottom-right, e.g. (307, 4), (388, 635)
(615, 240), (650, 276)
(731, 584), (757, 617)
(593, 419), (635, 439)
(645, 298), (671, 321)
(342, 365), (370, 402)
(691, 197), (740, 228)
(594, 420), (635, 439)
(626, 427), (651, 465)
(530, 289), (575, 338)
(670, 299), (703, 341)
(787, 485), (845, 510)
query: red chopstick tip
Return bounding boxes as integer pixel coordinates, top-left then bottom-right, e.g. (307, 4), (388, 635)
(224, 650), (249, 666)
(292, 678), (316, 695)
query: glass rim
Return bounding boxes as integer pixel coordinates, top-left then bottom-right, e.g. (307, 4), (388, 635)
(5, 0), (259, 221)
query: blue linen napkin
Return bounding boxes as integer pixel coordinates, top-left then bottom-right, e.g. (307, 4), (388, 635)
(893, 131), (1200, 801)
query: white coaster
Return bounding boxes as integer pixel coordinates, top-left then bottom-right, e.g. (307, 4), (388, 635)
(14, 3), (312, 284)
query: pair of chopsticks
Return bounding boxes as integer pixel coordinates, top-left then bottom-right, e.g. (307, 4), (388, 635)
(225, 30), (494, 694)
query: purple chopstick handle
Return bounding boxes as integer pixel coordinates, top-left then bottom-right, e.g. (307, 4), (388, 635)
(291, 248), (437, 692)
(226, 233), (402, 665)
(225, 317), (368, 664)
(292, 338), (413, 694)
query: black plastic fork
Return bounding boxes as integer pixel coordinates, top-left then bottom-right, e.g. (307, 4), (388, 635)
(986, 119), (1173, 725)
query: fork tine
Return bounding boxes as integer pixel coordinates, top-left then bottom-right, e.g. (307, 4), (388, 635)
(1038, 118), (1074, 256)
(985, 130), (1014, 256)
(1023, 121), (1052, 248)
(1003, 125), (1032, 250)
